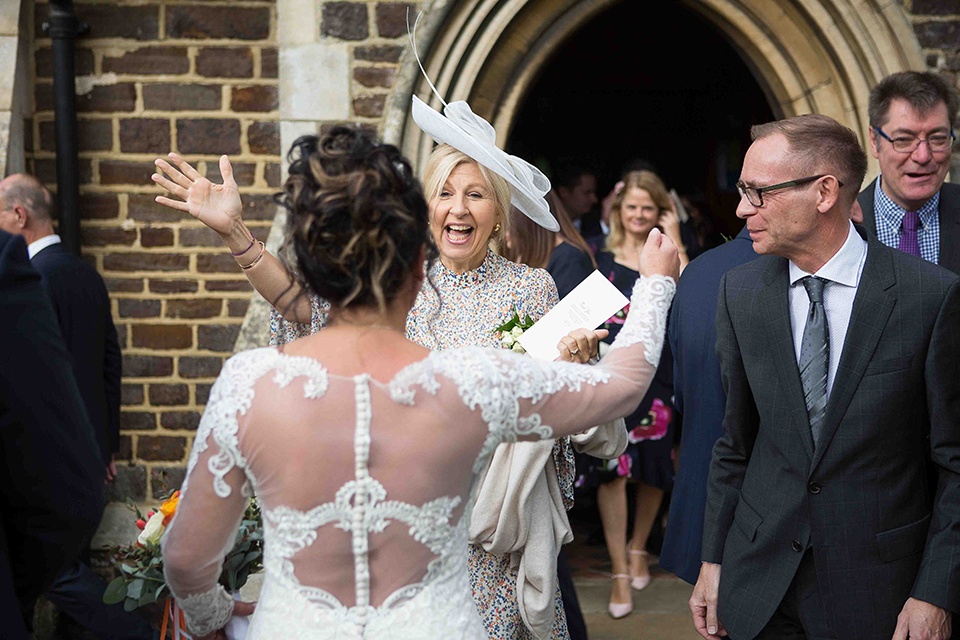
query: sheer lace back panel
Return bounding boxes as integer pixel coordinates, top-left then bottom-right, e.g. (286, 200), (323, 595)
(240, 354), (486, 612)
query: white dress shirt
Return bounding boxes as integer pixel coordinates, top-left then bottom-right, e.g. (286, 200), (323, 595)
(788, 222), (867, 400)
(27, 233), (62, 259)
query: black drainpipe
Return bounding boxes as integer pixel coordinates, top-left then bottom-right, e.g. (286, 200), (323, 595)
(43, 1), (87, 255)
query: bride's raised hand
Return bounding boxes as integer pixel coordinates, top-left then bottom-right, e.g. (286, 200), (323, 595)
(153, 153), (242, 237)
(639, 228), (680, 282)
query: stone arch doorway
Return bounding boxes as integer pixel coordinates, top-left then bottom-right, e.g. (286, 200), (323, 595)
(388, 0), (924, 221)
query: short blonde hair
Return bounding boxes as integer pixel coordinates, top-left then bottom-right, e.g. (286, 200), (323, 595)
(606, 170), (671, 251)
(421, 144), (512, 245)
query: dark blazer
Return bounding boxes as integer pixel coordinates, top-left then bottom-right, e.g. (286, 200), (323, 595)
(704, 228), (960, 640)
(0, 231), (104, 634)
(858, 178), (960, 275)
(32, 241), (121, 464)
(659, 226), (756, 584)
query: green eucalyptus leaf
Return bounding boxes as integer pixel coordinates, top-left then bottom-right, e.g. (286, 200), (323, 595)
(126, 579), (144, 599)
(103, 577), (128, 604)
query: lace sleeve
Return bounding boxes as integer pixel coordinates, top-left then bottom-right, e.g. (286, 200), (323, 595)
(269, 294), (330, 346)
(162, 350), (276, 636)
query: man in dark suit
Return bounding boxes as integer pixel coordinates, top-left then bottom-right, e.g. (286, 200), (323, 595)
(691, 115), (959, 639)
(0, 174), (153, 639)
(0, 230), (104, 638)
(662, 203), (864, 586)
(859, 71), (959, 275)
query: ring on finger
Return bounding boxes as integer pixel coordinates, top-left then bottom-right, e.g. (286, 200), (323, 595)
(569, 347), (579, 356)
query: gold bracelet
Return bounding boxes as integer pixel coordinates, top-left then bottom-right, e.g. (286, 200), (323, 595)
(238, 241), (266, 270)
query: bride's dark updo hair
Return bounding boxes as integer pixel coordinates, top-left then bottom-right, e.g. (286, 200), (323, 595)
(276, 126), (435, 311)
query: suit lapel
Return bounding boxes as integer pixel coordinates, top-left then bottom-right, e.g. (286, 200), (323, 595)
(937, 183), (960, 275)
(810, 237), (896, 472)
(759, 258), (815, 460)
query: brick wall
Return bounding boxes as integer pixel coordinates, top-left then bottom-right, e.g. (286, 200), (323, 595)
(28, 0), (280, 503)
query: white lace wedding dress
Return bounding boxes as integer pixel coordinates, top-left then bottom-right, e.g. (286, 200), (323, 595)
(162, 275), (674, 639)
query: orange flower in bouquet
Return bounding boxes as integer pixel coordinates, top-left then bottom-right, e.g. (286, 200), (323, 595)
(103, 492), (262, 613)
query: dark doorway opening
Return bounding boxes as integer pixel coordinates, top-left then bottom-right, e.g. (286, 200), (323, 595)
(506, 1), (776, 237)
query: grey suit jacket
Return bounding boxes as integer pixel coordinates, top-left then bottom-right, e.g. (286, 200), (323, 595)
(858, 178), (960, 274)
(703, 228), (960, 640)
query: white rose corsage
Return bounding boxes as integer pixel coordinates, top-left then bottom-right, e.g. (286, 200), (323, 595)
(495, 308), (535, 353)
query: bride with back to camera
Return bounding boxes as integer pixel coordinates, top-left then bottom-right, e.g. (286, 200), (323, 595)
(159, 126), (679, 638)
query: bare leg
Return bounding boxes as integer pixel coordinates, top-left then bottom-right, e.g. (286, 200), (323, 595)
(628, 481), (664, 587)
(597, 476), (631, 607)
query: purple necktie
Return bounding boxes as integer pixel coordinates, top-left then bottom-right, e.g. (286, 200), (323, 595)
(898, 211), (921, 257)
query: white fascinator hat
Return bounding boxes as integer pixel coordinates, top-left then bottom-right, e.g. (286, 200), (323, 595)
(408, 16), (559, 232)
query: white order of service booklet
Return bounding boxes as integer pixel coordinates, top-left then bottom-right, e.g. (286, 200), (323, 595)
(518, 269), (629, 362)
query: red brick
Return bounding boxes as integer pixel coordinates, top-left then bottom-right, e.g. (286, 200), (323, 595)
(121, 411), (157, 430)
(122, 384), (144, 405)
(204, 161), (256, 187)
(40, 118), (113, 152)
(119, 119), (171, 153)
(105, 464), (146, 502)
(148, 279), (198, 294)
(149, 384), (190, 406)
(206, 279), (252, 292)
(140, 227), (175, 247)
(231, 85), (278, 112)
(116, 436), (134, 462)
(100, 160), (154, 186)
(103, 47), (189, 75)
(131, 324), (193, 349)
(197, 253), (242, 273)
(124, 355), (174, 377)
(105, 277), (144, 293)
(81, 227), (137, 247)
(118, 299), (162, 318)
(355, 45), (403, 63)
(178, 356), (223, 378)
(375, 3), (416, 39)
(353, 95), (386, 118)
(243, 194), (280, 220)
(248, 121), (279, 155)
(195, 383), (213, 405)
(176, 119), (242, 155)
(354, 67), (395, 89)
(33, 159), (92, 186)
(166, 6), (271, 40)
(35, 82), (53, 112)
(80, 193), (121, 220)
(166, 298), (223, 319)
(137, 436), (186, 462)
(143, 83), (222, 111)
(264, 162), (280, 187)
(180, 227), (223, 247)
(104, 252), (189, 272)
(76, 84), (137, 113)
(321, 3), (369, 40)
(196, 47), (254, 78)
(72, 4), (160, 40)
(115, 324), (128, 347)
(160, 413), (201, 431)
(198, 324), (241, 351)
(261, 47), (278, 78)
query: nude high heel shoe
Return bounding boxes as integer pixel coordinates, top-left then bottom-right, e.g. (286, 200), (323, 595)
(628, 548), (651, 591)
(608, 574), (633, 619)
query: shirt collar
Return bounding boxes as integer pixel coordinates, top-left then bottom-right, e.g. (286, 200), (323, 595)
(27, 234), (61, 259)
(874, 175), (941, 227)
(789, 221), (866, 288)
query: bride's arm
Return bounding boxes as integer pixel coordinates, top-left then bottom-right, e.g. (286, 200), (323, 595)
(152, 153), (312, 322)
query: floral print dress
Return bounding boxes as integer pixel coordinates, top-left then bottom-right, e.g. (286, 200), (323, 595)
(270, 250), (573, 640)
(576, 251), (676, 492)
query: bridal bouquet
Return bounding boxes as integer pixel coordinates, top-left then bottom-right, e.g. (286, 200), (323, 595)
(495, 307), (536, 353)
(103, 492), (263, 612)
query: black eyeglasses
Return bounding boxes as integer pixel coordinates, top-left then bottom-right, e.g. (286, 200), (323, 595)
(736, 175), (840, 208)
(873, 126), (956, 154)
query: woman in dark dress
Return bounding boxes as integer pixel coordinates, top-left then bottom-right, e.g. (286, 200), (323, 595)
(581, 170), (688, 619)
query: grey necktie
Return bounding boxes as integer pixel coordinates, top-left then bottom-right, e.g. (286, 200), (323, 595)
(799, 276), (829, 446)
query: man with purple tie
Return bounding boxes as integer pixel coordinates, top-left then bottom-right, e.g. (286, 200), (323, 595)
(860, 71), (959, 275)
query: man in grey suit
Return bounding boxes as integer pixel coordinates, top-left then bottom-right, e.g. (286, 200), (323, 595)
(859, 71), (959, 275)
(690, 114), (960, 640)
